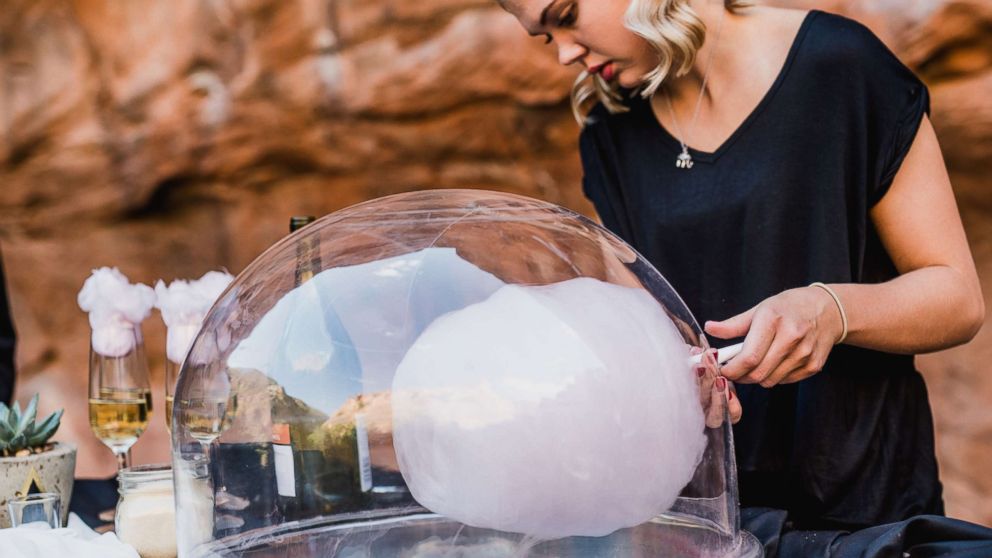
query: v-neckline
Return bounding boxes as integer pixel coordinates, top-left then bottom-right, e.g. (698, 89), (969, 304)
(644, 9), (819, 165)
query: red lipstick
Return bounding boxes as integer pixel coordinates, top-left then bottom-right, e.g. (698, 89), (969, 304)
(601, 62), (616, 81)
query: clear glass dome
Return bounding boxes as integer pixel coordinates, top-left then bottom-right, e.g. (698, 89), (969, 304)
(172, 189), (762, 558)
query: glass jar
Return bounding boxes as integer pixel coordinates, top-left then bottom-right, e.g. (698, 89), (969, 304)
(116, 463), (177, 558)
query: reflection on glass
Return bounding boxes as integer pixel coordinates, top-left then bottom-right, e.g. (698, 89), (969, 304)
(180, 394), (238, 445)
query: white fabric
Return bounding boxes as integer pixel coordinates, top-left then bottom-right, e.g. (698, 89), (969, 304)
(393, 278), (706, 539)
(0, 513), (140, 558)
(77, 267), (155, 357)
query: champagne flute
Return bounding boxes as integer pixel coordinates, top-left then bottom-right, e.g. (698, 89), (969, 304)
(88, 324), (152, 471)
(169, 360), (238, 440)
(177, 367), (237, 507)
(165, 359), (179, 433)
(165, 322), (199, 433)
(178, 380), (237, 447)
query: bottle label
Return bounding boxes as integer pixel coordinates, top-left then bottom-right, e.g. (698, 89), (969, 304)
(355, 414), (372, 493)
(272, 424), (296, 497)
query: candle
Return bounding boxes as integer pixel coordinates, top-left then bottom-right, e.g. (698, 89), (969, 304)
(116, 464), (177, 558)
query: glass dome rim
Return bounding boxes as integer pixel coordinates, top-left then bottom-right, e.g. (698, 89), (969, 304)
(193, 510), (763, 557)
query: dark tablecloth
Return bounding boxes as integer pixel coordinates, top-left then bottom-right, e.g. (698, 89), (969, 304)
(743, 507), (992, 558)
(69, 477), (118, 529)
(67, 481), (992, 557)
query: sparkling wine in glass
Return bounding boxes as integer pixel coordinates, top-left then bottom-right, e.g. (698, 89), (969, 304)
(88, 325), (152, 471)
(165, 359), (178, 433)
(179, 392), (237, 445)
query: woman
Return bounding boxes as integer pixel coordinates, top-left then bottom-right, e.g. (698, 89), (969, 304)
(499, 0), (984, 531)
(0, 246), (14, 405)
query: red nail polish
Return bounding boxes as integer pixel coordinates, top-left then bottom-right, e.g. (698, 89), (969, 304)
(728, 390), (735, 400)
(696, 367), (706, 377)
(716, 377), (727, 390)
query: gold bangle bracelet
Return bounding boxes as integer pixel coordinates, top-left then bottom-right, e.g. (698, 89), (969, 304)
(809, 282), (848, 344)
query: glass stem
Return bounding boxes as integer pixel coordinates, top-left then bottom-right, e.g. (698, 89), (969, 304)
(115, 449), (131, 471)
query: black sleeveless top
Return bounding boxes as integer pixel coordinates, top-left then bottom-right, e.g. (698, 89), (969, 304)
(579, 10), (940, 530)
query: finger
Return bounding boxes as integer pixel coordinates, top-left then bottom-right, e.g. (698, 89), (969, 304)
(743, 335), (798, 386)
(759, 362), (801, 388)
(720, 309), (777, 380)
(779, 366), (816, 385)
(696, 365), (712, 409)
(778, 345), (831, 385)
(755, 340), (813, 387)
(727, 383), (742, 424)
(704, 306), (757, 341)
(705, 376), (728, 429)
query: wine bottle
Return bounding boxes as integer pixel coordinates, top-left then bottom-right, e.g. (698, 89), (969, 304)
(273, 215), (373, 519)
(271, 216), (318, 520)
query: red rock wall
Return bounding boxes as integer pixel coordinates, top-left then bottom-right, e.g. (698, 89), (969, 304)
(1, 0), (989, 525)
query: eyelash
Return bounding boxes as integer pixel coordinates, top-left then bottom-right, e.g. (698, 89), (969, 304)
(543, 3), (577, 44)
(559, 5), (577, 26)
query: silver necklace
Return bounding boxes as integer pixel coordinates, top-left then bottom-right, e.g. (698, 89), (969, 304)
(664, 9), (726, 169)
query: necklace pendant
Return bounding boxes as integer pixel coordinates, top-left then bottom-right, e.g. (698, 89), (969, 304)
(676, 150), (694, 169)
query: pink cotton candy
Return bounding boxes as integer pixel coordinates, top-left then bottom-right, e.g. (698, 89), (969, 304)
(77, 267), (155, 357)
(392, 278), (706, 539)
(154, 271), (233, 364)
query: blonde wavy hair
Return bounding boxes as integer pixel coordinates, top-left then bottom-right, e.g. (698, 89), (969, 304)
(574, 0), (752, 124)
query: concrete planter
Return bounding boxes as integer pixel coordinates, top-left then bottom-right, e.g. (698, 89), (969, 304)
(0, 442), (76, 528)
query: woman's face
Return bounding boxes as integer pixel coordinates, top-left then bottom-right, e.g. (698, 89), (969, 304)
(501, 0), (655, 88)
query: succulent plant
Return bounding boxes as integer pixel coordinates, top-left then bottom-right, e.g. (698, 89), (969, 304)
(0, 394), (63, 457)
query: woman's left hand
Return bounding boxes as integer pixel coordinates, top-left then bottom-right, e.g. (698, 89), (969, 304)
(704, 286), (845, 387)
(691, 347), (743, 426)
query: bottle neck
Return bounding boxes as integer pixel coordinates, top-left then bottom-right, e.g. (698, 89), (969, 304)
(294, 236), (321, 287)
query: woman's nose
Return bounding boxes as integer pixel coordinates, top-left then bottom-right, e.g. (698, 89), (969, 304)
(557, 39), (587, 66)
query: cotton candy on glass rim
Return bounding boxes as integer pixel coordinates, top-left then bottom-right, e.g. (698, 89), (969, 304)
(77, 267), (155, 357)
(155, 271), (234, 364)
